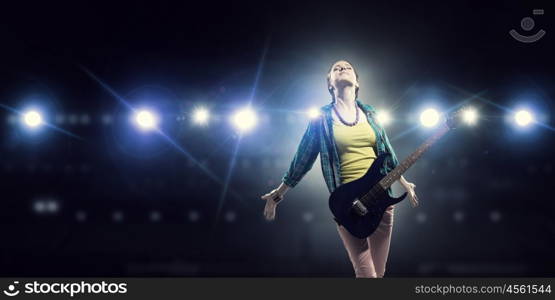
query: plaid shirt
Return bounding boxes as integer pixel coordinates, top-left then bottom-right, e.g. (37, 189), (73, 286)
(282, 99), (400, 194)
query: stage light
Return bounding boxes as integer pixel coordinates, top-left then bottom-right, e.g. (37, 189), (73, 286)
(224, 211), (236, 223)
(75, 211), (87, 222)
(113, 211), (124, 222)
(462, 107), (478, 125)
(68, 114), (78, 125)
(193, 107), (210, 125)
(514, 110), (533, 127)
(134, 109), (158, 130)
(33, 201), (46, 213)
(150, 210), (161, 222)
(33, 198), (59, 214)
(22, 110), (43, 128)
(376, 110), (392, 126)
(420, 108), (440, 128)
(188, 210), (200, 222)
(453, 211), (465, 223)
(232, 107), (257, 132)
(46, 200), (59, 213)
(490, 210), (502, 223)
(307, 107), (320, 119)
(416, 212), (427, 223)
(101, 114), (113, 125)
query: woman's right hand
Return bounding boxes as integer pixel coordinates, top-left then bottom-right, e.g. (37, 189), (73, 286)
(260, 182), (291, 221)
(260, 188), (284, 221)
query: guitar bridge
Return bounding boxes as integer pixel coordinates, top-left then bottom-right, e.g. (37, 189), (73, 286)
(351, 199), (368, 216)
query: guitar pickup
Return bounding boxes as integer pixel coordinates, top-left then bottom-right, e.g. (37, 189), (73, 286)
(351, 199), (368, 216)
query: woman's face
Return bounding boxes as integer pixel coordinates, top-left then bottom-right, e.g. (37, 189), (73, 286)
(328, 60), (359, 91)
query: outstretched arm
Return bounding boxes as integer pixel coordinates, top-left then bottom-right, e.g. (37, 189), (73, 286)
(260, 117), (321, 221)
(281, 118), (320, 188)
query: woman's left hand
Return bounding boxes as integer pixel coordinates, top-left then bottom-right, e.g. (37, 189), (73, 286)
(405, 182), (419, 207)
(400, 176), (419, 207)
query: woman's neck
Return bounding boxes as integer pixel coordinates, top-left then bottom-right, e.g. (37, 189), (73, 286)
(333, 86), (357, 112)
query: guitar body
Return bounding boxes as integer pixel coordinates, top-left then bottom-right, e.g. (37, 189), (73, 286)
(329, 107), (466, 238)
(328, 153), (407, 239)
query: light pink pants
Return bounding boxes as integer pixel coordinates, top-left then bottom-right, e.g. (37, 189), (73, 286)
(336, 205), (395, 278)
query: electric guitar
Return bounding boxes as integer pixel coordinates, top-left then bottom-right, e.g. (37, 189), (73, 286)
(328, 108), (464, 238)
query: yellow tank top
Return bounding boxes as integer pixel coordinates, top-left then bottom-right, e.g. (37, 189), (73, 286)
(332, 116), (377, 184)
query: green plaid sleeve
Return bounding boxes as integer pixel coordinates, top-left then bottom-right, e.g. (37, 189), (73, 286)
(281, 118), (320, 188)
(381, 126), (400, 172)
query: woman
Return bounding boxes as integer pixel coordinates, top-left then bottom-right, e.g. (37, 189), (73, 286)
(261, 60), (419, 278)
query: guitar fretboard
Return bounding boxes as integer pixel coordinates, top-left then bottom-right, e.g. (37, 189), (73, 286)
(379, 123), (451, 189)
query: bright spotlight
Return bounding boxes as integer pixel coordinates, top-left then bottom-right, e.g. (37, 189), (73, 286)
(420, 108), (440, 128)
(22, 110), (43, 128)
(232, 107), (257, 132)
(193, 107), (210, 125)
(376, 110), (392, 126)
(462, 107), (478, 125)
(134, 109), (158, 130)
(307, 107), (320, 119)
(514, 110), (533, 127)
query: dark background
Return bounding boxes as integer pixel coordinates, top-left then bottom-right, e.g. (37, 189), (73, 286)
(0, 0), (553, 276)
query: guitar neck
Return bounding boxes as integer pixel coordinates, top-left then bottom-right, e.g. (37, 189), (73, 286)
(379, 123), (451, 189)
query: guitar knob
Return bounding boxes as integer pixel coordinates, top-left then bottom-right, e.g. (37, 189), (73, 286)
(352, 199), (368, 216)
